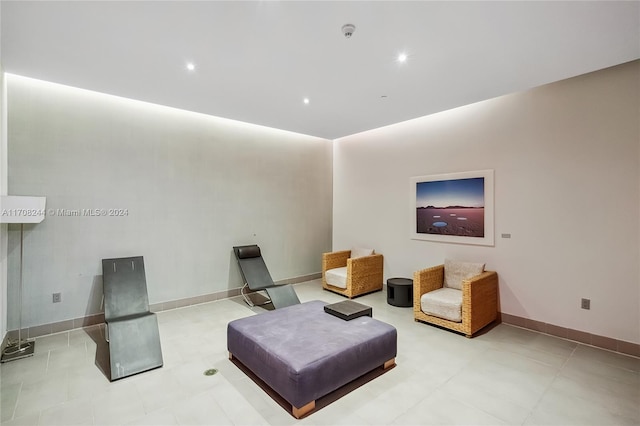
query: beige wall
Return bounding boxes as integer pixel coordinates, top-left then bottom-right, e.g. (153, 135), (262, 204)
(333, 61), (640, 344)
(6, 76), (333, 329)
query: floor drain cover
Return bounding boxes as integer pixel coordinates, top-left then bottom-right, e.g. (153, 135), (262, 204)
(204, 368), (218, 376)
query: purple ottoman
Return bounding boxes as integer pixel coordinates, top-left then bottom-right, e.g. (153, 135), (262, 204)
(227, 300), (397, 418)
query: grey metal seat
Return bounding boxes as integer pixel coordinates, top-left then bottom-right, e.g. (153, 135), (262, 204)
(102, 256), (163, 380)
(233, 245), (300, 309)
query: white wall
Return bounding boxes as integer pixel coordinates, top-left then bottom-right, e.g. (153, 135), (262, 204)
(333, 61), (639, 343)
(6, 75), (333, 329)
(0, 1), (6, 342)
(1, 65), (7, 341)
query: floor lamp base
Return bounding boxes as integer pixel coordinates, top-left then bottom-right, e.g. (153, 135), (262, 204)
(1, 340), (35, 363)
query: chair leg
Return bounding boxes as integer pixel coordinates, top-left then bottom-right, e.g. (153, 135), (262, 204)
(241, 283), (255, 307)
(241, 283), (271, 307)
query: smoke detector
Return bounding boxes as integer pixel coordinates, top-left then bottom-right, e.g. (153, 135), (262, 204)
(341, 24), (356, 38)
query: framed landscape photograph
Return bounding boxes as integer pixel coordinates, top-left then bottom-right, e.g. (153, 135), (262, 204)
(410, 170), (494, 246)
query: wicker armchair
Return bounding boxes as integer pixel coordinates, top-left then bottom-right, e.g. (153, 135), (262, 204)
(322, 249), (384, 298)
(413, 263), (498, 338)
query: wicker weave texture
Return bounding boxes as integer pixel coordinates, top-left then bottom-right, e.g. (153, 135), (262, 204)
(413, 264), (497, 337)
(322, 251), (384, 298)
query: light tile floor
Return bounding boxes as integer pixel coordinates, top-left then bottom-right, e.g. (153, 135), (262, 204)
(1, 280), (638, 425)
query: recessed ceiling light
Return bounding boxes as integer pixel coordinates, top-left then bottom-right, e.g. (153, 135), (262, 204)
(398, 53), (407, 63)
(186, 62), (196, 71)
(303, 98), (310, 105)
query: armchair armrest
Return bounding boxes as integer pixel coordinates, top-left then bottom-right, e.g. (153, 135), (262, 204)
(347, 253), (383, 278)
(346, 253), (383, 294)
(462, 271), (498, 301)
(322, 250), (351, 272)
(413, 264), (444, 316)
(413, 265), (444, 297)
(462, 270), (498, 331)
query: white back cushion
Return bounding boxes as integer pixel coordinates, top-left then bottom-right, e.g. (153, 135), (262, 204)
(443, 259), (485, 290)
(350, 247), (374, 259)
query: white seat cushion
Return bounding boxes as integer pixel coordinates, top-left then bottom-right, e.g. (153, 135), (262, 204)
(420, 287), (463, 322)
(443, 259), (485, 290)
(325, 267), (348, 289)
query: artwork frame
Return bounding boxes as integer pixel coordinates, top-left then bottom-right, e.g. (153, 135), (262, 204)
(410, 170), (494, 246)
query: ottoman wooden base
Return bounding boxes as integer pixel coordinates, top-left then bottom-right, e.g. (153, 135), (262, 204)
(230, 352), (396, 418)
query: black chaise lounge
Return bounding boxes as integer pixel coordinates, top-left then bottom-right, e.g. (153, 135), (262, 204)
(102, 256), (163, 381)
(233, 245), (300, 309)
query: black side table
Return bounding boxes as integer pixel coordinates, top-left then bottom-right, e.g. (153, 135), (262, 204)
(387, 278), (413, 307)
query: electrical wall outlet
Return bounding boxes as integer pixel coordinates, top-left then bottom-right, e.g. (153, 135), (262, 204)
(581, 298), (590, 310)
(53, 293), (62, 303)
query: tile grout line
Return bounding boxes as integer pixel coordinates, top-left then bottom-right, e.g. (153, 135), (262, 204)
(9, 381), (23, 422)
(521, 343), (578, 425)
(500, 320), (640, 359)
(573, 343), (640, 372)
(420, 344), (514, 425)
(45, 349), (51, 373)
(468, 339), (549, 425)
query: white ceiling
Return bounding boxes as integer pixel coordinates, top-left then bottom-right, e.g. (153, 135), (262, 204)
(2, 1), (639, 139)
